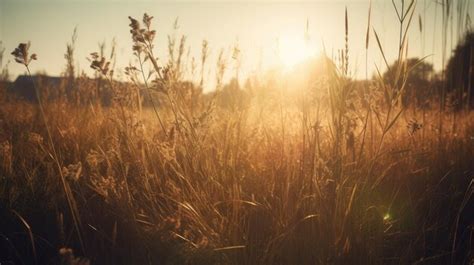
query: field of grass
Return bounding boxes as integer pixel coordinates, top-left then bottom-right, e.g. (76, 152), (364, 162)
(0, 4), (473, 265)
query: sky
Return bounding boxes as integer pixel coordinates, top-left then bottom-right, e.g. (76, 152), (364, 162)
(1, 0), (472, 90)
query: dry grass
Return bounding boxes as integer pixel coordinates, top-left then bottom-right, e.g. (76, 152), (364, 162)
(0, 5), (473, 265)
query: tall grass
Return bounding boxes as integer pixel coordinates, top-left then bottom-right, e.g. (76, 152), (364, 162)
(0, 2), (473, 265)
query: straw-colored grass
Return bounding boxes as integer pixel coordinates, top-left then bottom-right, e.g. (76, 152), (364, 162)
(0, 4), (473, 265)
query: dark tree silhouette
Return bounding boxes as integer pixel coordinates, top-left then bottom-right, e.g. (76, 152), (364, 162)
(446, 31), (474, 109)
(383, 58), (435, 107)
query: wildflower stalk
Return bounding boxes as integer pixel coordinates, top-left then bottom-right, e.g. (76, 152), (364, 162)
(128, 14), (167, 133)
(12, 43), (86, 254)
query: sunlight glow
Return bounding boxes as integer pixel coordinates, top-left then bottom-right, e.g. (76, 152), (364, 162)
(279, 35), (318, 70)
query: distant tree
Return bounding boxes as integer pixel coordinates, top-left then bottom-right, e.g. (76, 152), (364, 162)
(382, 58), (434, 107)
(446, 31), (474, 109)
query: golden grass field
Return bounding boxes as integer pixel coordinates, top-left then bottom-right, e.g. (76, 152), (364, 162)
(0, 3), (473, 265)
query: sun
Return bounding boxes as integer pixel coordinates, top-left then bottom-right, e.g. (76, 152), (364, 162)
(279, 35), (319, 70)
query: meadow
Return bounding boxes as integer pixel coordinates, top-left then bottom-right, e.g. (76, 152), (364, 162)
(0, 2), (473, 264)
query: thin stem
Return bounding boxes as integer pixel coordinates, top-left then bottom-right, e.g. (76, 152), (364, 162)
(26, 65), (85, 254)
(138, 54), (167, 133)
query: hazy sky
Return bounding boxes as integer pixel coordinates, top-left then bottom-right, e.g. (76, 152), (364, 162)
(1, 0), (472, 90)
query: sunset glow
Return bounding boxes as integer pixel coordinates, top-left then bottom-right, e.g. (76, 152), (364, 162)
(279, 35), (319, 70)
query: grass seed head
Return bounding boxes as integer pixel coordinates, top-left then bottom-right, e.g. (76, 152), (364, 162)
(11, 42), (37, 66)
